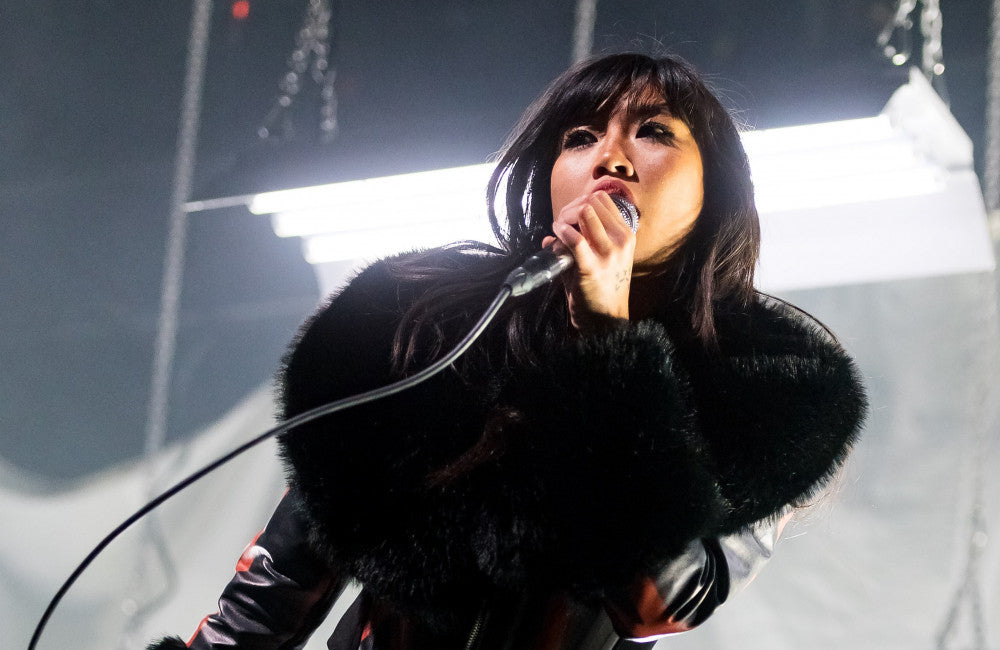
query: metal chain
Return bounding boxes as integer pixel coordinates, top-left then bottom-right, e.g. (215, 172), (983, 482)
(877, 0), (918, 66)
(934, 453), (989, 648)
(985, 0), (1000, 217)
(921, 0), (945, 78)
(921, 0), (949, 99)
(259, 0), (338, 142)
(876, 0), (948, 97)
(933, 278), (994, 650)
(119, 0), (214, 646)
(571, 0), (597, 64)
(876, 6), (991, 645)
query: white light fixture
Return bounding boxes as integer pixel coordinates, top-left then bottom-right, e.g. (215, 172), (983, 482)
(249, 164), (493, 219)
(248, 109), (954, 256)
(248, 119), (943, 244)
(303, 219), (496, 264)
(753, 165), (947, 214)
(195, 67), (991, 291)
(740, 116), (895, 154)
(751, 68), (991, 291)
(270, 190), (486, 238)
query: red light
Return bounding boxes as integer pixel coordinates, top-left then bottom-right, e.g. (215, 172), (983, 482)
(232, 0), (250, 20)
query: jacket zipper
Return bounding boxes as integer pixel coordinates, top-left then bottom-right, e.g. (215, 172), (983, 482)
(463, 602), (489, 650)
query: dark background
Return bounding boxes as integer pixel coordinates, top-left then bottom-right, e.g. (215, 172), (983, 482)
(1, 0), (991, 480)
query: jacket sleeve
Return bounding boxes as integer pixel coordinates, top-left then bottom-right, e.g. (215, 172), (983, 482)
(606, 512), (788, 640)
(148, 489), (346, 650)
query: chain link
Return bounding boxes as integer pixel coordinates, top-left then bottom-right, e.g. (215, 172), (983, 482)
(259, 0), (338, 142)
(877, 0), (918, 65)
(985, 0), (1000, 216)
(876, 0), (947, 97)
(921, 0), (945, 77)
(571, 0), (597, 64)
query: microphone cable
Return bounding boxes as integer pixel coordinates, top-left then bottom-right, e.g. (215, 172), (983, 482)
(29, 192), (638, 648)
(28, 283), (514, 650)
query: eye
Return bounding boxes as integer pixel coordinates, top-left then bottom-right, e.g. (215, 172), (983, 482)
(636, 121), (675, 143)
(561, 128), (597, 150)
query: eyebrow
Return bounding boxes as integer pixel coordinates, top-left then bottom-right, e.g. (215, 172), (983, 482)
(621, 99), (674, 122)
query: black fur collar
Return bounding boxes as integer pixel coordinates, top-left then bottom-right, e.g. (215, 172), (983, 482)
(276, 254), (866, 629)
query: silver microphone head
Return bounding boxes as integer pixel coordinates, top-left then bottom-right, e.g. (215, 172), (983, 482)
(609, 194), (639, 233)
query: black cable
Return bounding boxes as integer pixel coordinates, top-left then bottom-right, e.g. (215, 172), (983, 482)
(27, 284), (512, 650)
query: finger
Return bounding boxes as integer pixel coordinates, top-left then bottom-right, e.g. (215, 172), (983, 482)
(578, 203), (616, 257)
(541, 235), (568, 255)
(553, 219), (584, 249)
(592, 191), (633, 242)
(553, 220), (597, 268)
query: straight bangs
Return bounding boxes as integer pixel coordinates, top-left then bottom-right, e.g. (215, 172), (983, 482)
(542, 63), (664, 138)
(545, 57), (712, 156)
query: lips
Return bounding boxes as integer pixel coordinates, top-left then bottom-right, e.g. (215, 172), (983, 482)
(591, 180), (639, 218)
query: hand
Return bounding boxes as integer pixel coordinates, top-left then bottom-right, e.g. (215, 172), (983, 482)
(542, 190), (636, 332)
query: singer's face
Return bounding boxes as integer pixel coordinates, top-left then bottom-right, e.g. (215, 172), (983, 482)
(549, 91), (704, 270)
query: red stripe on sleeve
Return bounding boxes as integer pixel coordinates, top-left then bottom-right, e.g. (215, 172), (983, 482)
(186, 613), (214, 646)
(235, 530), (265, 572)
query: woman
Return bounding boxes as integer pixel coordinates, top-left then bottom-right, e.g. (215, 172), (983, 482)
(149, 53), (866, 649)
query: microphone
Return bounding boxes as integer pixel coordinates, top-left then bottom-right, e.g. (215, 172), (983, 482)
(503, 194), (639, 297)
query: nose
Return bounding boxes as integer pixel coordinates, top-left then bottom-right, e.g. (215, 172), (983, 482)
(594, 134), (634, 178)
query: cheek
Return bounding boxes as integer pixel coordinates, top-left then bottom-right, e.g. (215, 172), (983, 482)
(681, 165), (705, 217)
(658, 155), (704, 218)
(549, 156), (583, 216)
(637, 161), (704, 256)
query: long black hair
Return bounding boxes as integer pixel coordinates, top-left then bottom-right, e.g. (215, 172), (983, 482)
(390, 53), (760, 372)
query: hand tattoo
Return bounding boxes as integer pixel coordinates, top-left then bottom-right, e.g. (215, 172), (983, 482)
(614, 268), (631, 293)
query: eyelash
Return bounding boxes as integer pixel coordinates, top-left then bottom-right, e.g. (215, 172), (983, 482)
(561, 129), (595, 149)
(561, 121), (675, 150)
(637, 122), (675, 143)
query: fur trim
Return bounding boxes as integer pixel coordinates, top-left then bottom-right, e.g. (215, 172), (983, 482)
(487, 319), (724, 592)
(145, 636), (187, 650)
(276, 253), (866, 628)
(684, 298), (867, 528)
(278, 257), (495, 629)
